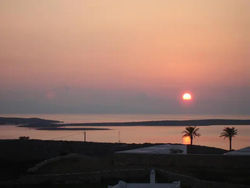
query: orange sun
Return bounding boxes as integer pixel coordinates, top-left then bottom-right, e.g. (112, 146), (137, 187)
(183, 136), (191, 145)
(182, 92), (192, 101)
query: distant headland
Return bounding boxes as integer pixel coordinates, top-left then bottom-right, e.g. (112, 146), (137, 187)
(64, 119), (250, 127)
(0, 117), (250, 130)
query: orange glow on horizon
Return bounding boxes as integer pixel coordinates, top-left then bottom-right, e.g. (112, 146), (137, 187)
(183, 136), (191, 145)
(182, 93), (192, 101)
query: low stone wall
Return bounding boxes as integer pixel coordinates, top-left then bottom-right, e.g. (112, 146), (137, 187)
(114, 153), (250, 169)
(27, 153), (80, 173)
(16, 169), (149, 185)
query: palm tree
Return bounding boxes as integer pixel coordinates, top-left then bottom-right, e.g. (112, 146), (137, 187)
(182, 126), (200, 145)
(220, 127), (238, 151)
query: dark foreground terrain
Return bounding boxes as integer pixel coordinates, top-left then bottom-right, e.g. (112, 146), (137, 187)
(0, 139), (249, 188)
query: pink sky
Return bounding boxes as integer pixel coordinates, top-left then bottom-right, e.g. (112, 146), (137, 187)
(0, 0), (249, 114)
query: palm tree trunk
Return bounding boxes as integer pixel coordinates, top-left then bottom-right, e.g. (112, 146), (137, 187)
(190, 136), (193, 145)
(229, 137), (232, 151)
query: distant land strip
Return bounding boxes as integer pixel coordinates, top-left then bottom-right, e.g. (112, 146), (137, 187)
(0, 117), (61, 126)
(63, 119), (250, 126)
(1, 117), (250, 129)
(36, 127), (110, 131)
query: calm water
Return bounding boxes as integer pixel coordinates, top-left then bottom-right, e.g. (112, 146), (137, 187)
(0, 114), (250, 150)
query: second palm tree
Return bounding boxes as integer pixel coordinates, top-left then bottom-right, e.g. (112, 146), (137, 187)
(220, 127), (238, 151)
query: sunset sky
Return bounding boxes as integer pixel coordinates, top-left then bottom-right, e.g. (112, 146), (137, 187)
(0, 0), (249, 114)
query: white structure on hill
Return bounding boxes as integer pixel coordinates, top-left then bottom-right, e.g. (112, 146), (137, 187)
(224, 147), (250, 155)
(108, 169), (180, 188)
(116, 144), (187, 155)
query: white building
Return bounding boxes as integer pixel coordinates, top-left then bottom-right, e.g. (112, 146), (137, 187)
(108, 169), (180, 188)
(224, 147), (250, 155)
(116, 144), (187, 155)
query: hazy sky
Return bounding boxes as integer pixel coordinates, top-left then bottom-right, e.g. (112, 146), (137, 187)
(0, 0), (249, 114)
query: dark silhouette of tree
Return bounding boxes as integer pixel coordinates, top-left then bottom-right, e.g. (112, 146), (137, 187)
(182, 126), (200, 145)
(220, 127), (238, 151)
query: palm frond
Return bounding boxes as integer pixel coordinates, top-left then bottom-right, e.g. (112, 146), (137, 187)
(220, 127), (238, 138)
(182, 126), (201, 137)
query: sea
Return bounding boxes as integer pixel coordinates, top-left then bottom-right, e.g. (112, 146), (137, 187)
(0, 113), (250, 150)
